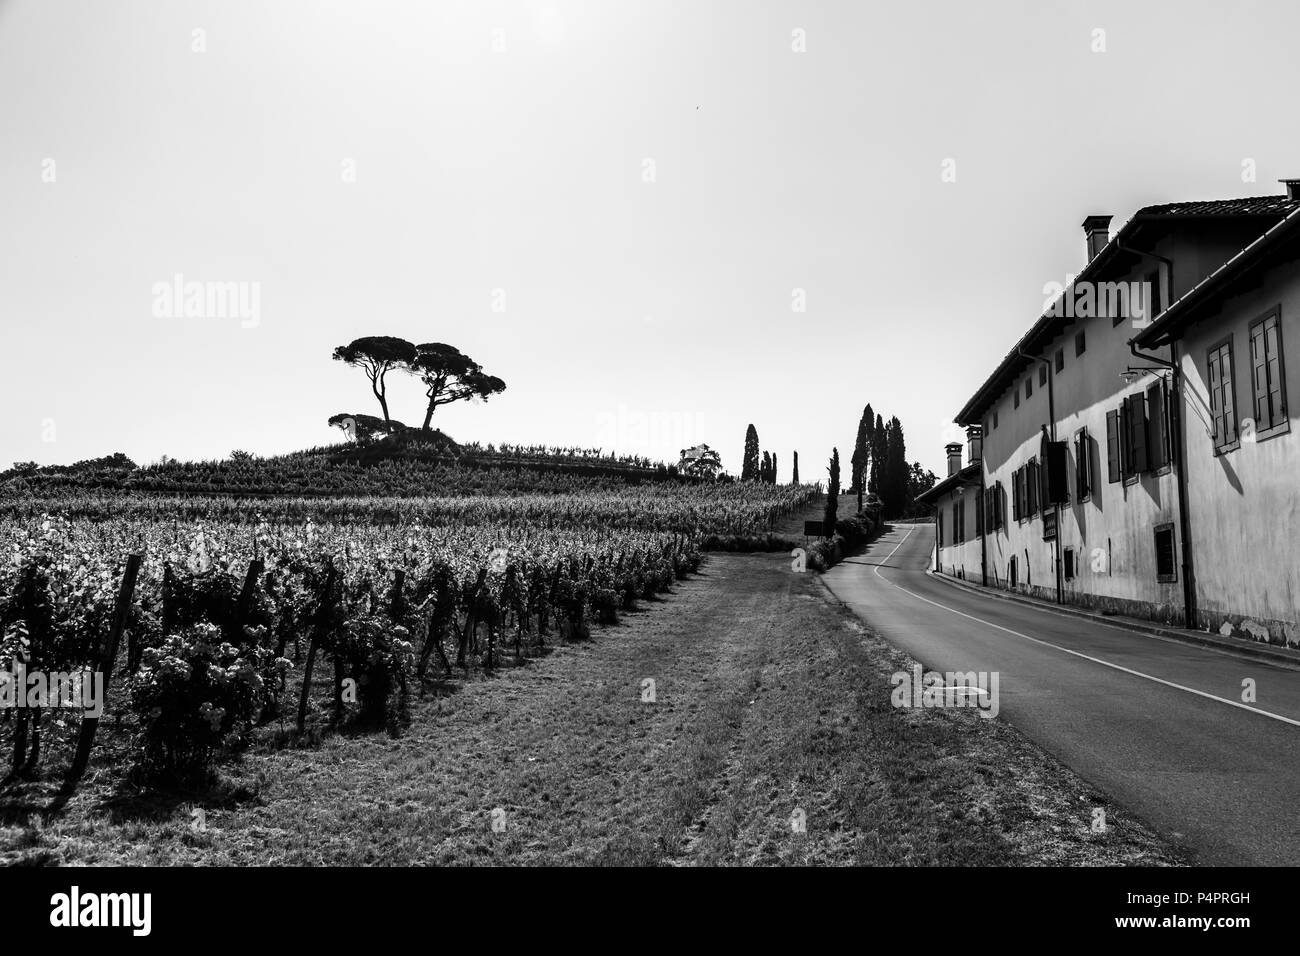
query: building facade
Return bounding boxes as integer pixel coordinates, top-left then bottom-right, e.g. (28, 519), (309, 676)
(921, 187), (1300, 647)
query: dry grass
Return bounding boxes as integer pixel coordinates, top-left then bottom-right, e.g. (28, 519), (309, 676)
(0, 553), (1184, 866)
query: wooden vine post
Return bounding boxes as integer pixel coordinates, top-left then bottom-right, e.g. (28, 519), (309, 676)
(232, 558), (265, 641)
(64, 553), (143, 791)
(390, 569), (407, 699)
(297, 560), (337, 734)
(13, 565), (40, 774)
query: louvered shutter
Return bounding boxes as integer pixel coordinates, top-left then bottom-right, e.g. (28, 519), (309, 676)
(1106, 409), (1121, 482)
(1128, 393), (1149, 473)
(1252, 323), (1269, 428)
(1263, 317), (1286, 428)
(1146, 381), (1167, 469)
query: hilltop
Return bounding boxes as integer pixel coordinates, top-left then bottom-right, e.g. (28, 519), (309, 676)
(0, 430), (693, 500)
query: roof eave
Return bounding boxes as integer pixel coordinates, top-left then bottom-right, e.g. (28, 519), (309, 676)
(915, 463), (982, 504)
(1134, 205), (1300, 349)
(953, 205), (1297, 424)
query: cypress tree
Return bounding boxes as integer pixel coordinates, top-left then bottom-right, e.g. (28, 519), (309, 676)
(890, 416), (909, 515)
(868, 412), (886, 496)
(883, 417), (908, 518)
(851, 406), (870, 495)
(792, 451), (800, 484)
(742, 425), (760, 481)
(772, 452), (778, 485)
(761, 450), (772, 483)
(824, 448), (840, 537)
(862, 404), (875, 493)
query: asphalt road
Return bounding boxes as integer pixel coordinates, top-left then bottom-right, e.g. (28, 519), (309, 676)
(822, 523), (1300, 866)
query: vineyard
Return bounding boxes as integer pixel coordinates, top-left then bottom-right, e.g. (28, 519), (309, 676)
(0, 477), (817, 792)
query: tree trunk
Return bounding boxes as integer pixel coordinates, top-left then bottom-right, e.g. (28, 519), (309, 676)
(12, 708), (27, 776)
(421, 399), (434, 432)
(372, 376), (391, 427)
(25, 707), (40, 771)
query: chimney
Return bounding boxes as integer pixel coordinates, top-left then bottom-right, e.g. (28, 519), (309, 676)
(1082, 215), (1112, 261)
(1280, 179), (1300, 202)
(945, 442), (963, 478)
(966, 424), (983, 465)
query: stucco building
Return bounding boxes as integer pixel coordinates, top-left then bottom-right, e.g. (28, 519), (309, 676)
(920, 185), (1300, 648)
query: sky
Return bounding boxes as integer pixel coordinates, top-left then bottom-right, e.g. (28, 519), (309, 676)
(4, 0), (1300, 480)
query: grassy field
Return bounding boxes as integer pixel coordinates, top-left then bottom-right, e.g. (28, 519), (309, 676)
(1, 551), (1182, 866)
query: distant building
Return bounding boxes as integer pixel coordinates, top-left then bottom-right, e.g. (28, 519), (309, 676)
(678, 443), (722, 478)
(919, 186), (1300, 647)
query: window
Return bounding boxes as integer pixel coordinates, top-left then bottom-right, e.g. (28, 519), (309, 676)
(937, 507), (944, 548)
(1009, 555), (1018, 588)
(953, 497), (963, 544)
(975, 491), (983, 535)
(1054, 349), (1064, 373)
(1154, 524), (1177, 583)
(1249, 309), (1289, 434)
(1075, 329), (1086, 356)
(1026, 377), (1033, 399)
(1063, 547), (1075, 581)
(1044, 439), (1068, 504)
(993, 409), (999, 429)
(1075, 427), (1091, 500)
(1207, 338), (1239, 452)
(1011, 468), (1023, 521)
(1039, 365), (1048, 387)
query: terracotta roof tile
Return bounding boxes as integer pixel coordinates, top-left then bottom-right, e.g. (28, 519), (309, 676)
(1137, 195), (1300, 217)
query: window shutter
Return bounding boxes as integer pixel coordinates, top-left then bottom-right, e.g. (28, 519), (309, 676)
(1208, 349), (1224, 446)
(1076, 430), (1090, 498)
(1129, 393), (1150, 473)
(1106, 410), (1121, 483)
(1248, 325), (1268, 429)
(1222, 345), (1238, 444)
(1265, 318), (1286, 424)
(1147, 380), (1167, 469)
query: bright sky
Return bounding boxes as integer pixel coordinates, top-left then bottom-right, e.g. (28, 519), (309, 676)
(4, 0), (1299, 479)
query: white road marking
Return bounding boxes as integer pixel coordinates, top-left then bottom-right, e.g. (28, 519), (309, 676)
(858, 528), (1300, 729)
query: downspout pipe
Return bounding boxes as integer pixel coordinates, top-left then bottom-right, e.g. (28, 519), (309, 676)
(1116, 238), (1197, 631)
